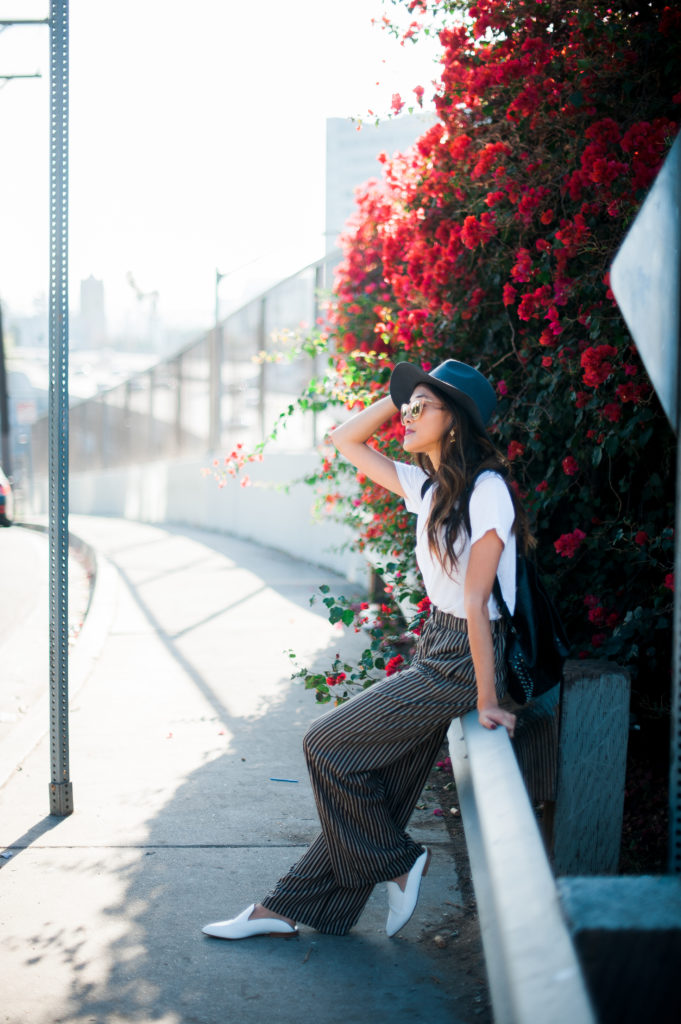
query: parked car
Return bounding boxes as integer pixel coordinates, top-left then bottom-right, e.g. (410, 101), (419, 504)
(0, 467), (13, 526)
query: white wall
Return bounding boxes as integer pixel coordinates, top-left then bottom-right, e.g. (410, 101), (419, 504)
(31, 452), (367, 583)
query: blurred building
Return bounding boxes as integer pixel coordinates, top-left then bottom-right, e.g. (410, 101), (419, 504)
(77, 274), (107, 349)
(325, 113), (434, 252)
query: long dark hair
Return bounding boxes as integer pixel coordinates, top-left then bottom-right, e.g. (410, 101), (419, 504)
(415, 393), (532, 570)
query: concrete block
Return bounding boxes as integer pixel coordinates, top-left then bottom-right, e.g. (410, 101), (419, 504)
(553, 662), (630, 875)
(558, 875), (681, 1024)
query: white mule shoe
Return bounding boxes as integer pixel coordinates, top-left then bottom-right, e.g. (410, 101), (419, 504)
(385, 848), (431, 937)
(202, 904), (298, 940)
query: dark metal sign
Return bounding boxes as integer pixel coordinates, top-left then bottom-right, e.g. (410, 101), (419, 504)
(610, 131), (681, 873)
(611, 134), (680, 430)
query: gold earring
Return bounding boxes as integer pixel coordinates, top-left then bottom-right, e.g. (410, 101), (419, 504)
(449, 428), (457, 444)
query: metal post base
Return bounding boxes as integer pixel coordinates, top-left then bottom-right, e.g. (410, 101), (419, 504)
(49, 781), (73, 816)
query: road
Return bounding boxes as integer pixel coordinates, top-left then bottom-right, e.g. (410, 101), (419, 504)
(0, 523), (90, 742)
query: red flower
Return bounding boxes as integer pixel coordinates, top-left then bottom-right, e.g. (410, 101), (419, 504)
(502, 282), (517, 306)
(602, 402), (622, 423)
(326, 672), (347, 687)
(665, 573), (675, 593)
(461, 215), (481, 249)
(485, 190), (505, 207)
(385, 654), (405, 677)
(391, 93), (405, 115)
(497, 380), (508, 396)
(562, 456), (579, 476)
(554, 529), (587, 558)
(634, 531), (649, 546)
(535, 480), (549, 493)
(507, 440), (525, 461)
(588, 605), (605, 625)
(510, 248), (533, 283)
(581, 345), (618, 388)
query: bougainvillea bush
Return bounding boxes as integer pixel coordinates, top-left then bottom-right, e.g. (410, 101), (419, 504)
(282, 0), (681, 711)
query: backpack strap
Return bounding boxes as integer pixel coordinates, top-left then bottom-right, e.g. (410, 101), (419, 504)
(492, 574), (513, 625)
(420, 476), (434, 499)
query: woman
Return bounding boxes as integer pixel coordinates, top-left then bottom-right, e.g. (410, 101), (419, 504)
(203, 358), (523, 941)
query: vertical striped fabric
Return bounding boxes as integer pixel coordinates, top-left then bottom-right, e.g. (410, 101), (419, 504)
(261, 611), (506, 935)
(509, 685), (561, 804)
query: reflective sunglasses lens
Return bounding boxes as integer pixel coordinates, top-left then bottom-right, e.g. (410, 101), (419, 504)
(400, 399), (423, 424)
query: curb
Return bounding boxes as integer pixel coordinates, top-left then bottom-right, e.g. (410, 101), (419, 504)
(0, 525), (118, 792)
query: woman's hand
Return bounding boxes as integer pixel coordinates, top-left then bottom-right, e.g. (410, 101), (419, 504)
(478, 703), (516, 737)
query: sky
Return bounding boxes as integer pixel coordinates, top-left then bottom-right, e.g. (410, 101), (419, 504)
(0, 0), (441, 339)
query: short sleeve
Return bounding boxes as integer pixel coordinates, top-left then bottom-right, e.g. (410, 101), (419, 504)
(394, 461), (430, 514)
(469, 473), (515, 549)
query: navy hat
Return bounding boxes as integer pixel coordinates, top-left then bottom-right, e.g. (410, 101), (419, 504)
(389, 359), (496, 433)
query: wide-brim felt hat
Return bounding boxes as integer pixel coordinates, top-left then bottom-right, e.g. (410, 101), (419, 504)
(389, 359), (496, 434)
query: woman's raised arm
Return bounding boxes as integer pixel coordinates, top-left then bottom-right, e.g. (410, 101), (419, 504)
(329, 395), (405, 497)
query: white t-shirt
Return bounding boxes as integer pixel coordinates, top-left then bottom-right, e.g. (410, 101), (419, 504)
(394, 462), (516, 619)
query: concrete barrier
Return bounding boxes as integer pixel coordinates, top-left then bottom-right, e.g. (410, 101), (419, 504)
(449, 712), (596, 1024)
(29, 451), (367, 584)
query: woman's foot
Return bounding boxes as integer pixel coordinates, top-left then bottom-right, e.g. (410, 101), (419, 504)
(202, 903), (298, 940)
(385, 848), (431, 937)
(248, 903), (296, 928)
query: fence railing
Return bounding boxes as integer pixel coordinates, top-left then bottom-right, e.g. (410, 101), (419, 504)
(31, 253), (341, 475)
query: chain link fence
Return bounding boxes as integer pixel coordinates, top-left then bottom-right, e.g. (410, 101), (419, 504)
(32, 253), (340, 474)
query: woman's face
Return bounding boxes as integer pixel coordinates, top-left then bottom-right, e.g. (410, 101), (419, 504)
(401, 383), (453, 464)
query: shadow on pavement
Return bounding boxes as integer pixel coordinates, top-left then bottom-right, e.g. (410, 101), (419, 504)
(1, 519), (486, 1024)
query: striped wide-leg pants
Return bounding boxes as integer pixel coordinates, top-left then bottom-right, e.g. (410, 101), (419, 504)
(260, 610), (506, 935)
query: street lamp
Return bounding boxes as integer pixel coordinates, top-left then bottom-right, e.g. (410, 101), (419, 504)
(209, 268), (226, 451)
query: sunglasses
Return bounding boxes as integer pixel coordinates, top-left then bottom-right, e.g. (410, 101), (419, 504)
(400, 397), (445, 425)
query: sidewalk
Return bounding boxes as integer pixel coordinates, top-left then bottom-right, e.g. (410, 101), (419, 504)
(0, 516), (485, 1024)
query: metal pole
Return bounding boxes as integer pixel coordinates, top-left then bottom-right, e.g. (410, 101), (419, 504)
(258, 296), (266, 440)
(671, 430), (681, 872)
(0, 306), (12, 476)
(669, 146), (681, 875)
(209, 269), (224, 450)
(48, 0), (72, 816)
(311, 262), (323, 446)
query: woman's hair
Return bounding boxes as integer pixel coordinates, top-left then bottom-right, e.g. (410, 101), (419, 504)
(415, 392), (532, 570)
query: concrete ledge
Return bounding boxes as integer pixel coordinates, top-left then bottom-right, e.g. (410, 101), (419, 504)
(448, 712), (595, 1024)
(558, 875), (681, 1024)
